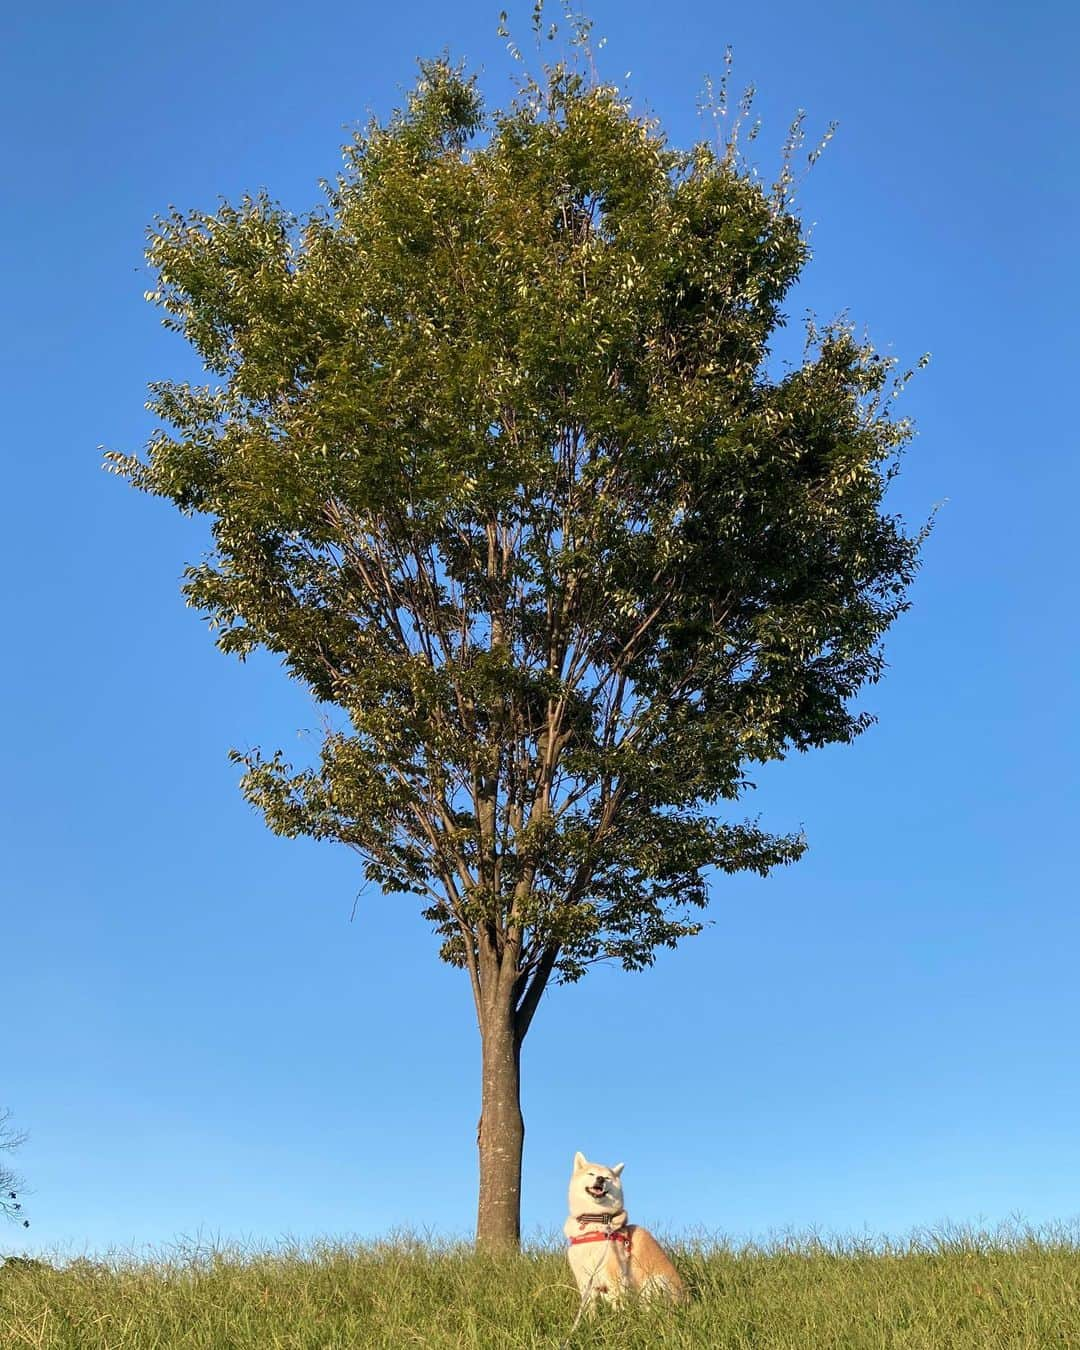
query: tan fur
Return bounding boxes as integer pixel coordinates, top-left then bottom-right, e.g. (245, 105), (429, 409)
(623, 1224), (689, 1300)
(564, 1153), (689, 1308)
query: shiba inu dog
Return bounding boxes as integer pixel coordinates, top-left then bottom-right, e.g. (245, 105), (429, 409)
(564, 1152), (689, 1307)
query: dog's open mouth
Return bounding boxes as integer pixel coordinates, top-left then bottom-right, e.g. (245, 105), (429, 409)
(585, 1183), (606, 1199)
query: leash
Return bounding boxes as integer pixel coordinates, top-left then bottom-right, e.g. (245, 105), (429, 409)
(557, 1262), (599, 1350)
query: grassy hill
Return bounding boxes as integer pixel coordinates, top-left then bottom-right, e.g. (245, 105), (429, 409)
(2, 1228), (1078, 1348)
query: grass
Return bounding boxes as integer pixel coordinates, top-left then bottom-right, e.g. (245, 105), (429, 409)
(2, 1226), (1079, 1348)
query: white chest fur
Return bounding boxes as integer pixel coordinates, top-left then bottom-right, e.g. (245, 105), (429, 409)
(564, 1221), (631, 1298)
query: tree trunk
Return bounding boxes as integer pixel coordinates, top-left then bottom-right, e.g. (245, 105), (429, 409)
(475, 999), (524, 1252)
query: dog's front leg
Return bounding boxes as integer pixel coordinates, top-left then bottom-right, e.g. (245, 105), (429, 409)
(573, 1251), (612, 1311)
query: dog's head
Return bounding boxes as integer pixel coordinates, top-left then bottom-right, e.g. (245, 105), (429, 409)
(568, 1151), (625, 1217)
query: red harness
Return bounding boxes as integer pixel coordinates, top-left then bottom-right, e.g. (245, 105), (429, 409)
(568, 1227), (633, 1254)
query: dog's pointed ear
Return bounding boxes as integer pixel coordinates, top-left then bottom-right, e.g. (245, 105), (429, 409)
(573, 1151), (588, 1171)
(612, 1162), (625, 1177)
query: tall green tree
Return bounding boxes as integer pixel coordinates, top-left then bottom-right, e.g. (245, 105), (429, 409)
(110, 34), (923, 1249)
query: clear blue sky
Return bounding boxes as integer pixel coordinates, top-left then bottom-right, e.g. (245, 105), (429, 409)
(4, 0), (1077, 1259)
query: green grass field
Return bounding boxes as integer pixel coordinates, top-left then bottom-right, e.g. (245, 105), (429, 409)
(3, 1228), (1078, 1348)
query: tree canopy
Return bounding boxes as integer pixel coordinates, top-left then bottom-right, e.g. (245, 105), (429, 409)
(109, 53), (922, 1028)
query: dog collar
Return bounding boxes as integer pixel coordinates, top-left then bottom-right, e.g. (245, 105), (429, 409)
(574, 1209), (626, 1227)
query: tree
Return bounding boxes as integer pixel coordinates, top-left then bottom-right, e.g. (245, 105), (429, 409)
(109, 28), (924, 1250)
(1, 1110), (29, 1229)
